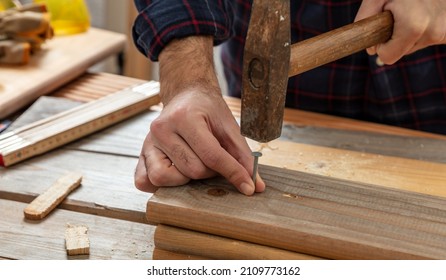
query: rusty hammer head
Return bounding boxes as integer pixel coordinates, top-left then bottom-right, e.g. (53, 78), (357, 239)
(241, 0), (291, 143)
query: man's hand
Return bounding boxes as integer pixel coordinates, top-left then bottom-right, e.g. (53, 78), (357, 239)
(355, 0), (446, 64)
(134, 36), (265, 195)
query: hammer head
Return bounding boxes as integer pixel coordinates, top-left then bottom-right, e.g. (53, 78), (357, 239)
(241, 0), (290, 143)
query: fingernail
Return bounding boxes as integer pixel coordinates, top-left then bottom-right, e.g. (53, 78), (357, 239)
(240, 182), (254, 196)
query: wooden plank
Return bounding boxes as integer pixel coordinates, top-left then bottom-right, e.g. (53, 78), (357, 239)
(0, 199), (154, 260)
(152, 248), (207, 260)
(0, 28), (126, 118)
(65, 225), (90, 256)
(68, 125), (446, 199)
(226, 97), (446, 140)
(65, 113), (446, 199)
(0, 149), (150, 223)
(279, 125), (446, 164)
(147, 165), (446, 259)
(24, 172), (83, 220)
(155, 224), (322, 260)
(247, 140), (446, 199)
(66, 117), (446, 198)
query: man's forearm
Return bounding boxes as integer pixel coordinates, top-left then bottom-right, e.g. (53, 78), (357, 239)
(158, 36), (220, 104)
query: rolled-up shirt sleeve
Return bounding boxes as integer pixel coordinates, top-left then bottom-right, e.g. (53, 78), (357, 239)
(132, 0), (233, 61)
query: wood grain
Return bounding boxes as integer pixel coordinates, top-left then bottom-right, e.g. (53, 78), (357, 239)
(0, 199), (154, 260)
(279, 125), (446, 163)
(152, 248), (207, 260)
(65, 225), (90, 256)
(147, 165), (446, 259)
(53, 72), (145, 102)
(24, 172), (83, 220)
(0, 149), (150, 223)
(225, 97), (446, 140)
(247, 140), (446, 199)
(154, 224), (322, 260)
(289, 11), (392, 76)
(0, 28), (126, 118)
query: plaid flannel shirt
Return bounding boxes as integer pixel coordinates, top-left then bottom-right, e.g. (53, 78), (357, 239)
(133, 0), (446, 134)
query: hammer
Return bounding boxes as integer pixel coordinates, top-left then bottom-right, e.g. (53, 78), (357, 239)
(241, 0), (394, 142)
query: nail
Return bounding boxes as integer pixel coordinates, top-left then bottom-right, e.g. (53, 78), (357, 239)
(252, 151), (262, 186)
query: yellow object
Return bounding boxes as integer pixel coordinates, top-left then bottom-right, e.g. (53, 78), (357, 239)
(34, 0), (90, 35)
(0, 0), (15, 11)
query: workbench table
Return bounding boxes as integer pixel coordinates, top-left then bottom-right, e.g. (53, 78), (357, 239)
(0, 73), (445, 260)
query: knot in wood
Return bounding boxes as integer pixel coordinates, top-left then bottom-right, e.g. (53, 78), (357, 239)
(207, 188), (228, 197)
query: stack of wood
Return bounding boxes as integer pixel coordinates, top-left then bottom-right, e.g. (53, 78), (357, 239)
(147, 162), (446, 260)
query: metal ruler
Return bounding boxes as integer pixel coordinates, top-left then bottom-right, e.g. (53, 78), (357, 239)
(0, 81), (160, 167)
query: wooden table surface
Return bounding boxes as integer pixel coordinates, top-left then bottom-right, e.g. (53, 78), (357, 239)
(0, 73), (445, 260)
(0, 27), (126, 119)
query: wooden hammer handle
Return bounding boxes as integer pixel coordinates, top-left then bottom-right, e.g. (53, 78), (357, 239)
(289, 11), (393, 77)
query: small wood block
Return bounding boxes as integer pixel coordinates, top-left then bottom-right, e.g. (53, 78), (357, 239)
(65, 224), (90, 256)
(24, 172), (83, 220)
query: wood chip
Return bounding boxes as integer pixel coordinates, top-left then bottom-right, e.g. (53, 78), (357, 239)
(65, 224), (90, 256)
(23, 172), (83, 220)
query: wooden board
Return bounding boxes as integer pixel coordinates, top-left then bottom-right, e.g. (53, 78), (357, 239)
(225, 97), (446, 140)
(279, 125), (446, 163)
(0, 28), (126, 118)
(147, 165), (446, 259)
(0, 199), (154, 260)
(0, 149), (150, 223)
(152, 248), (207, 260)
(247, 140), (446, 199)
(154, 224), (322, 260)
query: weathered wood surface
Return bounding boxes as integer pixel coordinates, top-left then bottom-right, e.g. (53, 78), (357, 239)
(147, 165), (446, 260)
(226, 96), (446, 140)
(154, 224), (322, 260)
(0, 199), (154, 260)
(279, 125), (446, 163)
(0, 149), (150, 223)
(152, 248), (207, 260)
(7, 91), (445, 200)
(0, 29), (126, 118)
(247, 140), (446, 199)
(2, 72), (445, 260)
